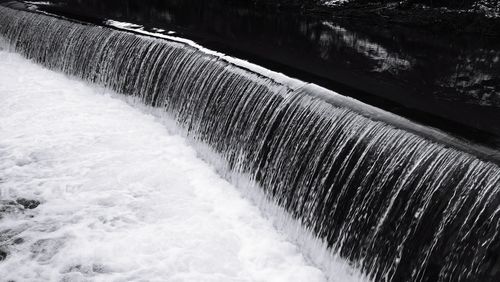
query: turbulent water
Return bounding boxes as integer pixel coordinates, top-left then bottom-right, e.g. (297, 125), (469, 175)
(0, 49), (361, 281)
(0, 5), (499, 282)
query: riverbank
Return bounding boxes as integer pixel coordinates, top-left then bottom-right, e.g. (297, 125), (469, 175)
(315, 1), (500, 37)
(248, 0), (500, 37)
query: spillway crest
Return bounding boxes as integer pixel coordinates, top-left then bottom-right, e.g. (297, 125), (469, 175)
(1, 6), (499, 282)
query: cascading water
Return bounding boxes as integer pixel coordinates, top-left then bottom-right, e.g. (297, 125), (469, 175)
(0, 5), (499, 281)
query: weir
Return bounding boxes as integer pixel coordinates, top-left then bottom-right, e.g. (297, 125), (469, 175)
(0, 5), (499, 281)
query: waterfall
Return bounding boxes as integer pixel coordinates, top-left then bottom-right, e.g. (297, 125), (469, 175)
(1, 6), (499, 281)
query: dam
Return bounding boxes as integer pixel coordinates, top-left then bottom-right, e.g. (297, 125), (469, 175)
(0, 2), (499, 281)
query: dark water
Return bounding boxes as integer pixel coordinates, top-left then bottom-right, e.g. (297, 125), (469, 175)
(20, 0), (500, 148)
(1, 6), (499, 281)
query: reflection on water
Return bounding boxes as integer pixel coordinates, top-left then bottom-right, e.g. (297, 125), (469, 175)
(440, 50), (500, 106)
(316, 22), (413, 74)
(302, 18), (500, 108)
(16, 0), (500, 141)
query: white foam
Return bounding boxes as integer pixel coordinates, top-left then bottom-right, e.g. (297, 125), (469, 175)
(0, 49), (367, 281)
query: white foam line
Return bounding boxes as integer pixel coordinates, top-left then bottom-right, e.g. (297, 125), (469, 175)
(105, 19), (307, 90)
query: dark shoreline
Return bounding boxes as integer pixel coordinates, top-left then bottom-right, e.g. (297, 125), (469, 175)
(320, 5), (500, 37)
(250, 0), (500, 38)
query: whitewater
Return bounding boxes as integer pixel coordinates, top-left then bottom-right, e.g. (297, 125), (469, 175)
(0, 46), (364, 281)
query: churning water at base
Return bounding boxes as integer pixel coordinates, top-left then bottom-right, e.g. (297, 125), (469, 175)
(0, 5), (499, 282)
(0, 49), (365, 281)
